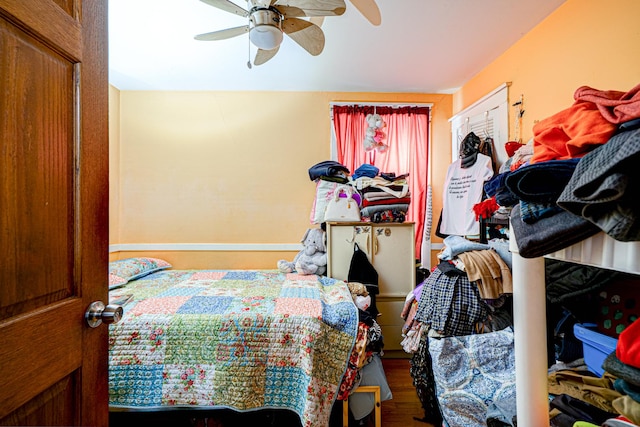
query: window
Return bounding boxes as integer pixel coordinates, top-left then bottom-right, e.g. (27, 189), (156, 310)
(330, 103), (432, 262)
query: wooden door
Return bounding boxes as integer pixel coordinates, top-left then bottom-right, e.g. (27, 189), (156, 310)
(0, 0), (108, 425)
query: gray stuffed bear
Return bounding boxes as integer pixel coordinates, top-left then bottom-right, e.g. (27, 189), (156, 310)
(277, 228), (327, 275)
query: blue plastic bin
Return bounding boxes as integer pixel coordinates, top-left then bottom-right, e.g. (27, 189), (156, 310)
(573, 323), (618, 377)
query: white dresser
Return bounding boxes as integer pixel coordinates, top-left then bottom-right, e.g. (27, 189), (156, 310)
(326, 221), (416, 355)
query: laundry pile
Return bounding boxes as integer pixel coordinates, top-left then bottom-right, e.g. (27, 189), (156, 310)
(351, 164), (411, 223)
(308, 161), (411, 224)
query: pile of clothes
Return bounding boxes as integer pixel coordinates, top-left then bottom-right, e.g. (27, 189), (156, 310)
(481, 83), (640, 257)
(547, 319), (640, 427)
(351, 164), (411, 223)
(308, 161), (411, 224)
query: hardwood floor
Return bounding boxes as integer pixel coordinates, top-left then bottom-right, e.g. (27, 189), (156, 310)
(379, 357), (436, 427)
(109, 357), (436, 427)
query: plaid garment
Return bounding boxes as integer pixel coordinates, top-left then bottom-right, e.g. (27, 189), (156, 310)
(414, 265), (488, 337)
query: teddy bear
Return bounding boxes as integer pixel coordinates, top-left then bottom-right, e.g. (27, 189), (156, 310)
(277, 228), (327, 275)
(347, 282), (371, 311)
(363, 113), (388, 153)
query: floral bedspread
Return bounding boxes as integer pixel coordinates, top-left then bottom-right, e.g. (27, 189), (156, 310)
(108, 270), (358, 427)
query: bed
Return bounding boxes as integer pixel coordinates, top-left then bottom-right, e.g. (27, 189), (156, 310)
(107, 258), (359, 427)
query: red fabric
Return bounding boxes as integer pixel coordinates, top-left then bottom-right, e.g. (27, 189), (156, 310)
(530, 101), (616, 163)
(510, 159), (526, 171)
(504, 141), (524, 157)
(333, 106), (430, 257)
(472, 197), (499, 221)
(362, 196), (412, 207)
(574, 83), (640, 124)
(616, 319), (640, 369)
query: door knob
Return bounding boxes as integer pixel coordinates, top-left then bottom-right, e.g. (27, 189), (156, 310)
(85, 301), (123, 328)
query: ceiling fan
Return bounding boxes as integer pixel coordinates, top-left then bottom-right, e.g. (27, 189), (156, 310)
(195, 0), (346, 66)
(311, 0), (381, 27)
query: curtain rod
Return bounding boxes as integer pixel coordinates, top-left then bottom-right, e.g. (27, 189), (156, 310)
(330, 102), (433, 108)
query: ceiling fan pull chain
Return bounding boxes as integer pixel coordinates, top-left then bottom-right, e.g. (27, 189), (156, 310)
(247, 35), (252, 69)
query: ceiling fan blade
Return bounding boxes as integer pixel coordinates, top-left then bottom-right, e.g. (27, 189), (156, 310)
(199, 0), (249, 17)
(194, 25), (249, 41)
(282, 17), (324, 56)
(254, 46), (280, 66)
(349, 0), (381, 25)
(274, 0), (346, 16)
(309, 16), (324, 27)
(276, 5), (306, 18)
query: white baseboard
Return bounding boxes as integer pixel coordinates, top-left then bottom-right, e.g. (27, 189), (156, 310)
(109, 242), (444, 253)
(109, 243), (302, 253)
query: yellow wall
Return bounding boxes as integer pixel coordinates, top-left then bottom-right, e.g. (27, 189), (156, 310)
(110, 0), (640, 269)
(453, 0), (640, 141)
(109, 91), (452, 268)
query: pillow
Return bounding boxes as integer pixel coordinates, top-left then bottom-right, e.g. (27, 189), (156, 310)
(108, 257), (171, 289)
(108, 273), (128, 290)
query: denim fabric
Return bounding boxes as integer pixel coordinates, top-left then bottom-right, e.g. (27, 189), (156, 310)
(308, 160), (350, 181)
(519, 199), (564, 223)
(439, 235), (490, 260)
(484, 171), (511, 197)
(352, 163), (379, 180)
(505, 158), (580, 203)
(495, 187), (519, 207)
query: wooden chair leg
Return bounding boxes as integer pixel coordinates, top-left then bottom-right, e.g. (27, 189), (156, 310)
(342, 398), (349, 427)
(343, 386), (381, 427)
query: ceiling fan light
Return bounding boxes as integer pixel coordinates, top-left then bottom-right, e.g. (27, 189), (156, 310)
(249, 25), (283, 50)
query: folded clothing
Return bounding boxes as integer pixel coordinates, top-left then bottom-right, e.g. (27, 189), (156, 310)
(362, 196), (411, 207)
(510, 203), (600, 258)
(505, 158), (580, 203)
(308, 160), (350, 181)
(616, 319), (640, 369)
(557, 127), (640, 242)
(360, 204), (409, 219)
(531, 101), (617, 163)
(603, 352), (640, 388)
(550, 393), (619, 426)
(574, 83), (640, 125)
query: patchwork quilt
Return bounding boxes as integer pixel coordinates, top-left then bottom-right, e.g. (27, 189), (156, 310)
(108, 270), (358, 427)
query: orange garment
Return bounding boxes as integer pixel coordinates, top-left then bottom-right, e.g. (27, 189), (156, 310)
(531, 100), (616, 163)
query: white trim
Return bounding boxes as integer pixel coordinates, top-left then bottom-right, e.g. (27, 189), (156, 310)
(109, 243), (302, 253)
(109, 242), (444, 253)
(449, 83), (511, 168)
(448, 83), (511, 122)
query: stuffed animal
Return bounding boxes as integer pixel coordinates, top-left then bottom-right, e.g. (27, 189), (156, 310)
(277, 228), (327, 275)
(363, 113), (388, 153)
(347, 282), (371, 311)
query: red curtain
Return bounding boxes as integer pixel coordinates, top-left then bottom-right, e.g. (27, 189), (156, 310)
(332, 105), (430, 257)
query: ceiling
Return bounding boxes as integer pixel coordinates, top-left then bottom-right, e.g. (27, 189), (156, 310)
(108, 0), (566, 93)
